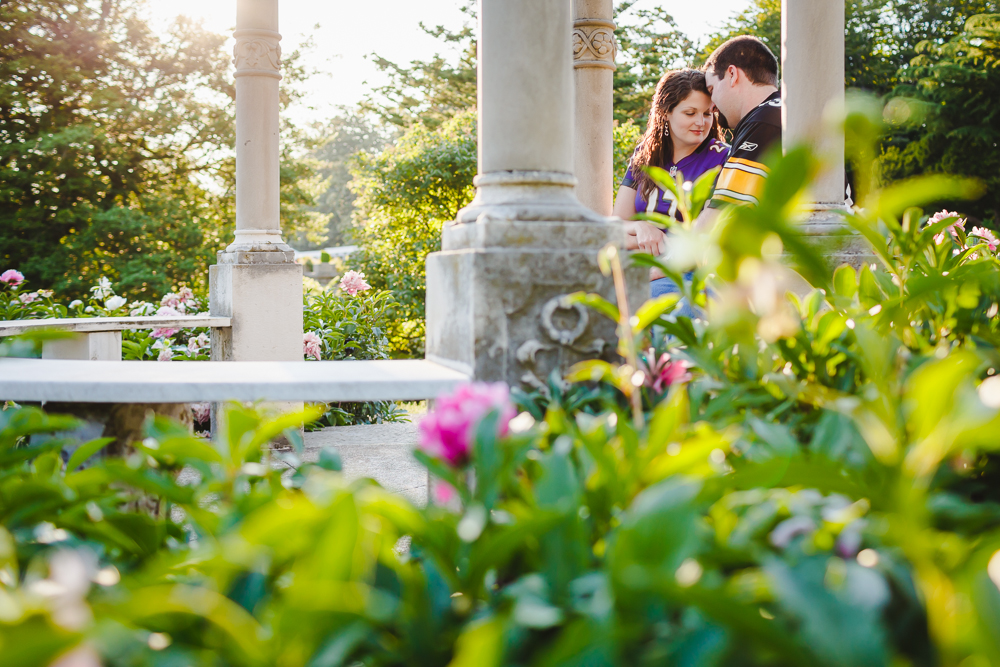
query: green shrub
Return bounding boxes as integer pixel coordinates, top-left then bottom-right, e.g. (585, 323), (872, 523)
(6, 97), (1000, 667)
(303, 282), (408, 425)
(347, 109), (477, 357)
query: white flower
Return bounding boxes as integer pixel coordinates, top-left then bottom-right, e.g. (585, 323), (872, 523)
(68, 300), (83, 309)
(157, 348), (173, 361)
(129, 301), (156, 316)
(89, 276), (114, 301)
(105, 295), (127, 311)
(84, 306), (94, 313)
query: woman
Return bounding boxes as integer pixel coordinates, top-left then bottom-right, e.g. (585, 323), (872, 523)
(614, 68), (728, 298)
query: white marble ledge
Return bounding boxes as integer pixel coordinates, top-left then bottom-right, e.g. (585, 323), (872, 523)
(0, 358), (469, 403)
(0, 316), (232, 336)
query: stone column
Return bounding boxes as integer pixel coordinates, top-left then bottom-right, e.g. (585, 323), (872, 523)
(572, 0), (616, 216)
(782, 0), (845, 204)
(781, 0), (866, 268)
(425, 0), (645, 388)
(210, 0), (302, 363)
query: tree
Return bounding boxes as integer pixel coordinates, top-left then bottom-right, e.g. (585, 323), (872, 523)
(306, 111), (393, 248)
(0, 0), (323, 299)
(360, 3), (478, 130)
(346, 111), (477, 357)
(613, 3), (698, 127)
(698, 0), (1000, 96)
(881, 13), (1000, 223)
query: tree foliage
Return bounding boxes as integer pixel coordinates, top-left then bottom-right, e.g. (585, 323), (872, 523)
(613, 3), (697, 127)
(881, 13), (1000, 222)
(346, 110), (477, 357)
(306, 112), (393, 248)
(360, 3), (478, 130)
(698, 0), (1000, 95)
(0, 0), (323, 299)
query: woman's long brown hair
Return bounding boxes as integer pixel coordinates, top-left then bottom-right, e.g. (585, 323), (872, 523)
(631, 68), (722, 200)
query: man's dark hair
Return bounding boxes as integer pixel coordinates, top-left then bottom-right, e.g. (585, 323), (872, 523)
(703, 36), (779, 87)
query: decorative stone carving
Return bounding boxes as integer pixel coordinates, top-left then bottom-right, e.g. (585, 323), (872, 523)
(541, 295), (588, 346)
(233, 29), (281, 79)
(511, 293), (614, 392)
(572, 19), (617, 70)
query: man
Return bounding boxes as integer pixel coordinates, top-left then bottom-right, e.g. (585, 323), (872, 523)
(696, 35), (781, 230)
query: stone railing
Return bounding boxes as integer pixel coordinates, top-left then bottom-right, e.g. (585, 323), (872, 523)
(0, 315), (231, 361)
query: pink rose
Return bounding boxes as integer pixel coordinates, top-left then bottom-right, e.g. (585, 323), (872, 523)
(157, 347), (173, 361)
(18, 292), (38, 304)
(339, 270), (371, 297)
(419, 383), (516, 466)
(637, 348), (693, 393)
(0, 269), (24, 286)
(303, 331), (322, 360)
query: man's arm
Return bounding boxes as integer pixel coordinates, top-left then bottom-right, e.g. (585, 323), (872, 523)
(692, 206), (721, 234)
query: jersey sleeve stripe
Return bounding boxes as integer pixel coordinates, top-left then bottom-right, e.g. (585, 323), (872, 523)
(724, 162), (769, 178)
(712, 189), (760, 205)
(727, 157), (770, 173)
(714, 167), (767, 199)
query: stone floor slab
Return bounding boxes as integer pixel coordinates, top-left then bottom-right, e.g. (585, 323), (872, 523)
(303, 422), (426, 506)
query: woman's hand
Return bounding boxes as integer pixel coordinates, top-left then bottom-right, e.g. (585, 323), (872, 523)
(625, 220), (667, 255)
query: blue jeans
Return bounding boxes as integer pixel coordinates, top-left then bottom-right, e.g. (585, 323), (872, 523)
(650, 272), (698, 319)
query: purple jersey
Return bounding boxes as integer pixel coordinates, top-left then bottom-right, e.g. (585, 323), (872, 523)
(621, 137), (729, 220)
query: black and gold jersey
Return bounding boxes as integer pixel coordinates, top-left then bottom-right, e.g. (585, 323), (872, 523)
(707, 91), (782, 209)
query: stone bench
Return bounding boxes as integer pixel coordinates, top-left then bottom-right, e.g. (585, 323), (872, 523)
(0, 315), (232, 361)
(0, 358), (468, 403)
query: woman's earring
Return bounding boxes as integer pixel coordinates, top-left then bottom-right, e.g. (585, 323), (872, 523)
(664, 124), (670, 137)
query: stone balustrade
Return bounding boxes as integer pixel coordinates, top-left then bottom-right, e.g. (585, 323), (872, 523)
(0, 315), (231, 361)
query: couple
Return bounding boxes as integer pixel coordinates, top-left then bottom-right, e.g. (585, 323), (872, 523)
(615, 36), (782, 299)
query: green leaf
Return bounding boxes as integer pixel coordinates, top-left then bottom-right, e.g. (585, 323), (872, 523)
(67, 437), (115, 472)
(632, 294), (681, 332)
(447, 616), (503, 667)
(833, 265), (858, 299)
(565, 292), (619, 323)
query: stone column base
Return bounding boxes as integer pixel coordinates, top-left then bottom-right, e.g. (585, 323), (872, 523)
(426, 246), (648, 387)
(209, 251), (303, 362)
(209, 252), (304, 442)
(792, 205), (878, 277)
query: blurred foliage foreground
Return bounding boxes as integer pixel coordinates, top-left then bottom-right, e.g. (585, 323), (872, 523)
(8, 100), (1000, 667)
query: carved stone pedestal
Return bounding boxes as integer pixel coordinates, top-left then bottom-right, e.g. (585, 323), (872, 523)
(426, 242), (647, 388)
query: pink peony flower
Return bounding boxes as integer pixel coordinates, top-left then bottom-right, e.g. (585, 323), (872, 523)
(0, 269), (24, 286)
(191, 402), (211, 424)
(18, 292), (38, 304)
(419, 382), (516, 466)
(160, 292), (182, 309)
(432, 479), (457, 504)
(187, 332), (210, 353)
(152, 327), (179, 339)
(157, 347), (173, 361)
(971, 226), (998, 252)
(339, 270), (371, 296)
(303, 331), (322, 360)
(930, 210), (966, 245)
(151, 305), (182, 338)
(637, 348), (693, 393)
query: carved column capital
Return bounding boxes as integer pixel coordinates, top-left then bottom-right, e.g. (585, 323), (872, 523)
(233, 29), (282, 80)
(572, 19), (617, 71)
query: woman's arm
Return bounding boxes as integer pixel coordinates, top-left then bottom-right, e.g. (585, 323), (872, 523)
(614, 186), (667, 255)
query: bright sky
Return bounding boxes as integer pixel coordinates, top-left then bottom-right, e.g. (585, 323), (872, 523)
(146, 0), (752, 125)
